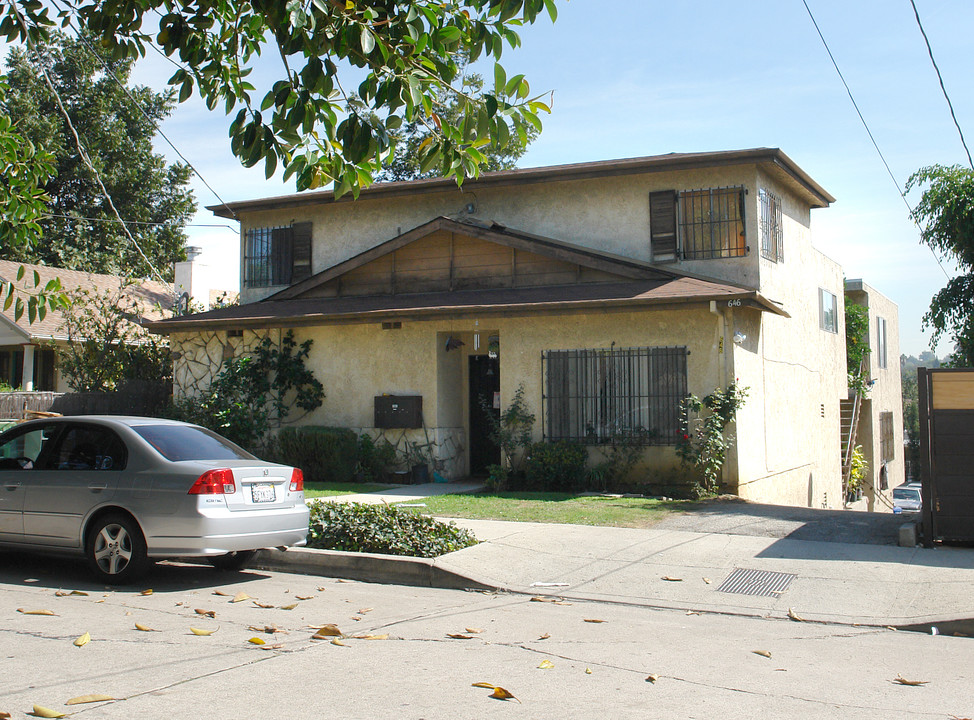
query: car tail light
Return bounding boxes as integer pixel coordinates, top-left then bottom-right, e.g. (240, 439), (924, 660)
(289, 468), (304, 492)
(188, 468), (236, 495)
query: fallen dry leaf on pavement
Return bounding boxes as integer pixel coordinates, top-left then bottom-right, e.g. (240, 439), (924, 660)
(65, 694), (114, 705)
(330, 639), (347, 646)
(787, 607), (805, 622)
(134, 623), (158, 632)
(249, 625), (282, 634)
(140, 589), (153, 596)
(358, 608), (373, 614)
(752, 650), (772, 659)
(248, 637), (266, 645)
(190, 627), (218, 636)
(73, 632), (90, 647)
(489, 686), (519, 702)
(893, 675), (929, 686)
(316, 586), (327, 591)
(253, 601), (275, 609)
(538, 660), (555, 670)
(310, 624), (342, 638)
(195, 609), (216, 618)
(54, 590), (88, 597)
(465, 628), (483, 634)
(661, 576), (683, 582)
(0, 711), (10, 719)
(212, 590), (230, 596)
(583, 618), (605, 623)
(702, 578), (712, 584)
(447, 633), (474, 639)
(260, 643), (284, 650)
(538, 632), (551, 640)
(231, 592), (251, 603)
(351, 634), (388, 640)
(686, 610), (701, 616)
(17, 609), (56, 616)
(279, 603), (298, 610)
(645, 674), (659, 684)
(29, 705), (65, 718)
(296, 596), (314, 601)
(585, 668), (592, 674)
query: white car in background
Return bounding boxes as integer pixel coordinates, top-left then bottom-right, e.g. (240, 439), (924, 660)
(0, 416), (309, 583)
(892, 483), (922, 512)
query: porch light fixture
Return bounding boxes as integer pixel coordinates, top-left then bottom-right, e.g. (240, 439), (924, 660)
(488, 335), (500, 359)
(474, 333), (480, 350)
(733, 331), (746, 345)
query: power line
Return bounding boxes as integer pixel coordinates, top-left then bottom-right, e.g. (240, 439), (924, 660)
(909, 0), (973, 170)
(801, 0), (950, 281)
(9, 3), (174, 294)
(50, 2), (239, 221)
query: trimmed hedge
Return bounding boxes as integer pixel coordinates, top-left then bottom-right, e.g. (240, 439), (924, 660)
(269, 426), (358, 483)
(523, 440), (588, 492)
(307, 502), (478, 558)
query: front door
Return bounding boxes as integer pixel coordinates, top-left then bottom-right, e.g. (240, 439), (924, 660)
(469, 355), (500, 475)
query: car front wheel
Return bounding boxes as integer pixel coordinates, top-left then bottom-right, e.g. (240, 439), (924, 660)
(208, 550), (257, 571)
(85, 513), (149, 584)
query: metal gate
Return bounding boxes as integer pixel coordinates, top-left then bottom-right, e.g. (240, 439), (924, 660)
(918, 367), (974, 545)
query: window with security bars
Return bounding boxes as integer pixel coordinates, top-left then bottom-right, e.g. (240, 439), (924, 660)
(760, 188), (783, 262)
(244, 222), (313, 288)
(880, 411), (894, 463)
(678, 187), (746, 259)
(544, 346), (688, 445)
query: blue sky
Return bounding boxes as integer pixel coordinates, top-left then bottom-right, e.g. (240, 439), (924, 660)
(132, 0), (974, 357)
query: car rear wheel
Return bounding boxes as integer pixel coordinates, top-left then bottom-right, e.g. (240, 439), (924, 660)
(85, 513), (149, 584)
(208, 550), (257, 571)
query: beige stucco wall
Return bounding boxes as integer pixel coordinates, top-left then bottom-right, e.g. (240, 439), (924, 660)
(726, 172), (847, 507)
(238, 164), (782, 304)
(846, 281), (904, 512)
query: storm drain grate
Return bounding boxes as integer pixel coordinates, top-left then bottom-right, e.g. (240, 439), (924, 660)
(716, 568), (796, 598)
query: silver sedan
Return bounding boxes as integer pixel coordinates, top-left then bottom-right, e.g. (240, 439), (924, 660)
(0, 416), (309, 583)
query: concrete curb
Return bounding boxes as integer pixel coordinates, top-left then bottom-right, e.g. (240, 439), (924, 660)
(251, 547), (496, 591)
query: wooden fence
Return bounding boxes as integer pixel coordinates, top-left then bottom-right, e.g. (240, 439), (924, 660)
(0, 381), (171, 421)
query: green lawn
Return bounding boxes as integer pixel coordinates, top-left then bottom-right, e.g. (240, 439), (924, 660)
(303, 482), (394, 499)
(406, 491), (690, 528)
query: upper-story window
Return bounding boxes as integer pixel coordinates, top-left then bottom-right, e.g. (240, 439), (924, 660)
(876, 316), (887, 369)
(759, 188), (783, 262)
(650, 187), (746, 261)
(819, 288), (838, 333)
(243, 222), (312, 288)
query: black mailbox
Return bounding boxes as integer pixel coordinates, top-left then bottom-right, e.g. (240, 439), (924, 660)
(374, 395), (423, 428)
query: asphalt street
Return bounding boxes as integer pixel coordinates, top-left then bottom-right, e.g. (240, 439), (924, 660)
(0, 553), (971, 720)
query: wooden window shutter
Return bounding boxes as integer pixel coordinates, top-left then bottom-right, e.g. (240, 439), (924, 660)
(649, 191), (678, 261)
(270, 226), (293, 285)
(291, 222), (313, 282)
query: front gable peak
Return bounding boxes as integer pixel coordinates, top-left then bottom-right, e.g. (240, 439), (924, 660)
(269, 217), (676, 301)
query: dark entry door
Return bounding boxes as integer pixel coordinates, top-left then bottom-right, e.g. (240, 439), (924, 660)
(469, 355), (500, 475)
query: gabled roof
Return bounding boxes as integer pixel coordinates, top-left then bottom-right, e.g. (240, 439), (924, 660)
(209, 148), (834, 219)
(147, 218), (788, 334)
(0, 260), (173, 342)
(270, 216), (678, 301)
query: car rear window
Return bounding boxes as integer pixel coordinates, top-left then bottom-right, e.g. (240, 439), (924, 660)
(132, 425), (256, 462)
(893, 488), (919, 500)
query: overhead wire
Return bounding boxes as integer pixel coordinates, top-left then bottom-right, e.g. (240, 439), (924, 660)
(50, 0), (239, 220)
(40, 212), (238, 232)
(801, 0), (951, 281)
(909, 0), (973, 170)
(8, 2), (174, 293)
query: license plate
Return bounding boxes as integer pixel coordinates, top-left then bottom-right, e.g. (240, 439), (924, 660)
(251, 484), (276, 503)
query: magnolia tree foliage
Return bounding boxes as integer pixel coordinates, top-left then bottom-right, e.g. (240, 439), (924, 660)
(907, 164), (974, 366)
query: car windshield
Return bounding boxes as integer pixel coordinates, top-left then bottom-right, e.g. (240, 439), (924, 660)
(132, 425), (256, 462)
(893, 488), (920, 500)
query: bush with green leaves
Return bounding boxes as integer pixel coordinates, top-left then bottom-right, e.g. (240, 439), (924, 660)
(482, 382), (535, 477)
(354, 433), (399, 481)
(676, 383), (749, 497)
(265, 427), (358, 483)
(307, 502), (478, 558)
(523, 440), (588, 492)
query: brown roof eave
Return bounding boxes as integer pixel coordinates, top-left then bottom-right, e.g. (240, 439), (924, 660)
(147, 291), (787, 334)
(208, 148), (833, 219)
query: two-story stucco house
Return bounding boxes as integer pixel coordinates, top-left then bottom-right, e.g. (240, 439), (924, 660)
(149, 148), (903, 509)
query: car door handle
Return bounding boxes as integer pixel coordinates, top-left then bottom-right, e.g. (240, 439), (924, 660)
(87, 483), (108, 492)
(3, 481), (22, 490)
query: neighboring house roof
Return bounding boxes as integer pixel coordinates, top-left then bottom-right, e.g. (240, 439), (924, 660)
(147, 217), (787, 334)
(0, 260), (173, 342)
(208, 148), (835, 219)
